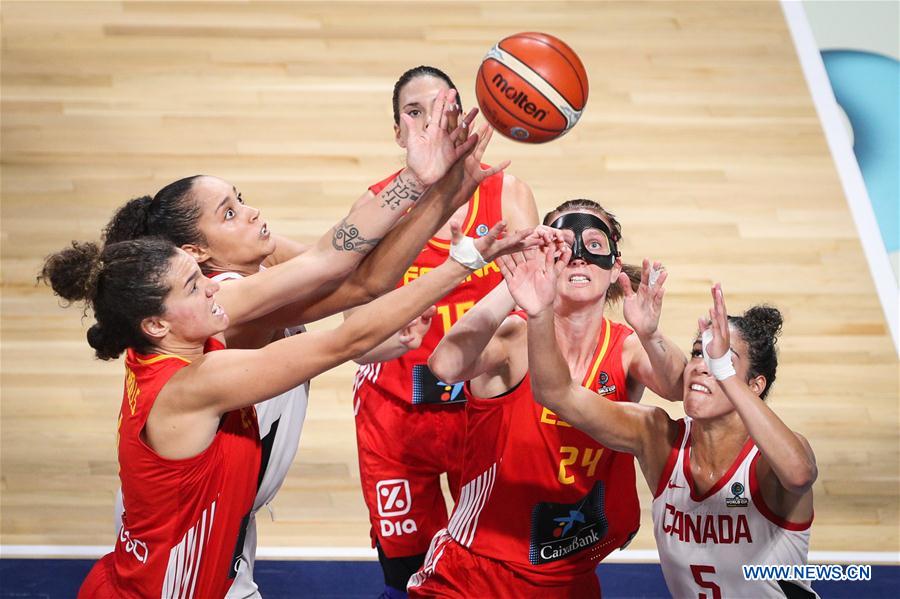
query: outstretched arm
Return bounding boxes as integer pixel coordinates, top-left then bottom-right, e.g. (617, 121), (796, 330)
(426, 279), (520, 384)
(703, 285), (817, 496)
(149, 222), (539, 459)
(213, 89), (470, 326)
(619, 260), (686, 402)
(274, 121), (510, 327)
(348, 152), (538, 364)
(353, 306), (435, 365)
(427, 228), (568, 383)
(506, 247), (676, 486)
(172, 221), (534, 415)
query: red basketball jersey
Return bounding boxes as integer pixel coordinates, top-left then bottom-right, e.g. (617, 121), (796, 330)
(353, 169), (505, 406)
(110, 339), (261, 598)
(448, 315), (640, 583)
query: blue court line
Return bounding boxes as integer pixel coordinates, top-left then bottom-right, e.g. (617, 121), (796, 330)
(1, 559), (897, 598)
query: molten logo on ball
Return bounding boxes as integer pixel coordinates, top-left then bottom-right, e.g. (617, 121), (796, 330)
(476, 32), (588, 143)
(491, 73), (548, 121)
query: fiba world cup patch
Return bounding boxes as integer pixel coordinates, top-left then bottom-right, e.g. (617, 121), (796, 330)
(725, 482), (749, 508)
(411, 364), (466, 405)
(529, 481), (607, 565)
(597, 371), (617, 395)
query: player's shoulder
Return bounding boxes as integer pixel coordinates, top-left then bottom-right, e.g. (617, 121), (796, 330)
(500, 172), (533, 200)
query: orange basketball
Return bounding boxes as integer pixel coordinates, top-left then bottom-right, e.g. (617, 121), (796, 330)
(476, 32), (588, 144)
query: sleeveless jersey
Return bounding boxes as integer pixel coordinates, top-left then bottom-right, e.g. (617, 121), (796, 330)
(113, 339), (261, 598)
(353, 168), (505, 406)
(447, 316), (640, 582)
(210, 270), (310, 599)
(653, 418), (817, 598)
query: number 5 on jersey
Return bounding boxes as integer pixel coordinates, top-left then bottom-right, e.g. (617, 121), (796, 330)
(690, 564), (721, 599)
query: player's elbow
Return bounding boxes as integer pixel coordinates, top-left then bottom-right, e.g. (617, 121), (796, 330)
(428, 352), (464, 385)
(782, 462), (818, 495)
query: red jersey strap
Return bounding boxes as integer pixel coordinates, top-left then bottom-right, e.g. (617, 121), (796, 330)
(581, 318), (613, 388)
(511, 312), (615, 391)
(654, 419), (687, 498)
(128, 337), (225, 366)
(683, 430), (755, 502)
(748, 451), (814, 531)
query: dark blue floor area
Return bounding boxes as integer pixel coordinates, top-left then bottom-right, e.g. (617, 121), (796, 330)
(1, 559), (897, 598)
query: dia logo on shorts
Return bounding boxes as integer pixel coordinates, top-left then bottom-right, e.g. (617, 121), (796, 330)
(376, 479), (411, 517)
(376, 479), (418, 537)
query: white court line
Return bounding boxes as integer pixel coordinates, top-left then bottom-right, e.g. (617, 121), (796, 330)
(781, 0), (900, 357)
(1, 545), (898, 564)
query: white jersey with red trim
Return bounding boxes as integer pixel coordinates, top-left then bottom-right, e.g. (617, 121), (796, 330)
(210, 270), (310, 599)
(652, 418), (817, 599)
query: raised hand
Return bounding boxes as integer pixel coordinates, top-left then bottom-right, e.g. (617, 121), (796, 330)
(468, 221), (543, 264)
(398, 305), (436, 352)
(621, 258), (667, 338)
(402, 89), (474, 185)
(498, 244), (571, 316)
(427, 118), (509, 213)
(698, 283), (731, 360)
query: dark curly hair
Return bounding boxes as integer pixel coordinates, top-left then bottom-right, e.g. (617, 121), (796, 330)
(729, 305), (783, 400)
(392, 65), (461, 125)
(103, 175), (205, 248)
(543, 198), (639, 303)
(39, 238), (178, 360)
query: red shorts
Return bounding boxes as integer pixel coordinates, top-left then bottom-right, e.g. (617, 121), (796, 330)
(355, 384), (466, 557)
(408, 530), (601, 598)
(78, 554), (123, 598)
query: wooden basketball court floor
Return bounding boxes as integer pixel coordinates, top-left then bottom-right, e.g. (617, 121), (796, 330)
(1, 1), (897, 561)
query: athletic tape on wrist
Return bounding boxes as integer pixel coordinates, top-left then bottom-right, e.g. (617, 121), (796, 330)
(701, 329), (736, 380)
(450, 235), (488, 270)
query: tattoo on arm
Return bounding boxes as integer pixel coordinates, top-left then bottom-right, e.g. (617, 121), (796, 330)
(380, 173), (424, 210)
(332, 218), (381, 254)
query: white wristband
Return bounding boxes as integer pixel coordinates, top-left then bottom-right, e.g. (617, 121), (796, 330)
(701, 329), (736, 380)
(450, 235), (488, 270)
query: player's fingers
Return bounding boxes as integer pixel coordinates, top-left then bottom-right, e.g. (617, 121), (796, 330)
(454, 132), (479, 160)
(497, 254), (516, 279)
(479, 159), (510, 179)
(640, 257), (650, 287)
(450, 220), (462, 244)
(653, 269), (668, 295)
(400, 112), (420, 139)
(473, 125), (494, 161)
(618, 272), (635, 297)
(698, 317), (709, 333)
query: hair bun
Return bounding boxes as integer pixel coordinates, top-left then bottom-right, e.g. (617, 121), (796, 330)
(39, 241), (102, 303)
(742, 305), (783, 343)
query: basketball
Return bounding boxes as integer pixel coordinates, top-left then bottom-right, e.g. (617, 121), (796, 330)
(475, 32), (588, 143)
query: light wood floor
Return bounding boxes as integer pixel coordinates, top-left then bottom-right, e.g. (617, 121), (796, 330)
(2, 1), (897, 556)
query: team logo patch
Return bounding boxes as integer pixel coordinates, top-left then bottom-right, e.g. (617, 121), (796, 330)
(597, 371), (617, 395)
(529, 481), (607, 565)
(376, 479), (411, 517)
(725, 481), (749, 508)
(376, 479), (419, 538)
(412, 364), (466, 405)
(475, 223), (490, 237)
